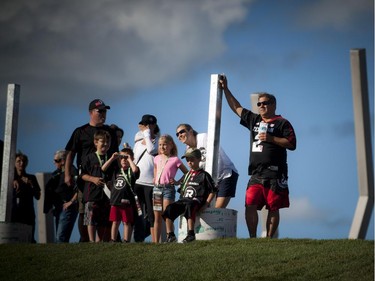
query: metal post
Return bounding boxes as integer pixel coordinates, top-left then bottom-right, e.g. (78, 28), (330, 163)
(0, 84), (20, 222)
(348, 48), (374, 239)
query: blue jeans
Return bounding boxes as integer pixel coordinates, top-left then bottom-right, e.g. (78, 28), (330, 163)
(55, 204), (78, 243)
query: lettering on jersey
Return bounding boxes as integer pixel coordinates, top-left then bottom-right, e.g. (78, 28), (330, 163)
(114, 176), (126, 190)
(277, 175), (288, 189)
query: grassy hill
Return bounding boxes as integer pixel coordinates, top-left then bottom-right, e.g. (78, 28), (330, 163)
(0, 238), (373, 281)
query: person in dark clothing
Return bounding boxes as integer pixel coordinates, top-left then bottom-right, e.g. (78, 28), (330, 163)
(44, 150), (78, 243)
(12, 152), (41, 243)
(220, 75), (297, 238)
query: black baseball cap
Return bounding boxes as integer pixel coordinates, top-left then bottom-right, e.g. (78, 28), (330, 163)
(182, 148), (202, 159)
(139, 114), (157, 125)
(89, 99), (111, 111)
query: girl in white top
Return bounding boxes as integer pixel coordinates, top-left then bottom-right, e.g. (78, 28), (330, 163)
(175, 123), (239, 208)
(153, 134), (188, 243)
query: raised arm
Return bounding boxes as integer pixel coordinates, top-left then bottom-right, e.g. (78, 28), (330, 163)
(102, 152), (119, 172)
(219, 76), (244, 117)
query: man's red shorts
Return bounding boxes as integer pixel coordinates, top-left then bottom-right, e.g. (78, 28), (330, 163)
(245, 182), (289, 212)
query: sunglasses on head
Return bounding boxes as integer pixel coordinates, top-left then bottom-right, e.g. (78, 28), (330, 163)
(257, 101), (273, 107)
(176, 129), (187, 137)
(54, 159), (62, 163)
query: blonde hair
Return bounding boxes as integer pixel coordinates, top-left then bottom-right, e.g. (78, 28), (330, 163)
(158, 134), (178, 156)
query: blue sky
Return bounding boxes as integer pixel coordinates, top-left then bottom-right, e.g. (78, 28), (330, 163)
(0, 0), (373, 241)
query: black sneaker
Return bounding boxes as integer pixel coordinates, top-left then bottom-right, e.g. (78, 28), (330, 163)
(166, 234), (177, 243)
(182, 234), (196, 243)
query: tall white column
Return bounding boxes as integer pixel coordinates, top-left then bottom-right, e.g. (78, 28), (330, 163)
(0, 84), (20, 222)
(348, 48), (374, 239)
(36, 173), (55, 243)
(205, 74), (222, 185)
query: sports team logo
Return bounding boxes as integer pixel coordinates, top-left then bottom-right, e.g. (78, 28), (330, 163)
(114, 176), (126, 190)
(184, 186), (197, 198)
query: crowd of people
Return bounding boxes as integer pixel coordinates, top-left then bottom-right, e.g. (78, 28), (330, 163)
(8, 75), (296, 243)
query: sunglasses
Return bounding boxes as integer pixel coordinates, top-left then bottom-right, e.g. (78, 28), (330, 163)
(257, 101), (273, 107)
(54, 159), (62, 163)
(94, 109), (107, 114)
(176, 129), (187, 137)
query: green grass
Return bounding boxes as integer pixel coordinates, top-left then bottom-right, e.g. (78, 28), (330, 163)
(0, 239), (373, 281)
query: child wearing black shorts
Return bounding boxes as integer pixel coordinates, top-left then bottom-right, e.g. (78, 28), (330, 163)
(162, 148), (216, 243)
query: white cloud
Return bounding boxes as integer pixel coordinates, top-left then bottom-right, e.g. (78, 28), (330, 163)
(0, 0), (252, 101)
(283, 197), (327, 221)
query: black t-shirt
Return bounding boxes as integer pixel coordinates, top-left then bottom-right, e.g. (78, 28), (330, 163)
(109, 166), (140, 206)
(240, 108), (296, 179)
(181, 169), (216, 205)
(81, 153), (112, 203)
(65, 123), (118, 168)
(44, 167), (78, 212)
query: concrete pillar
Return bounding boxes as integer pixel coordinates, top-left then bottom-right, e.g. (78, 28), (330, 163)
(348, 48), (374, 239)
(205, 74), (222, 185)
(0, 84), (33, 243)
(0, 140), (3, 187)
(36, 173), (55, 243)
(0, 84), (20, 222)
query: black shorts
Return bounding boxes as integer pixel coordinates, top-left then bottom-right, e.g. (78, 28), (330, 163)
(162, 198), (201, 222)
(217, 170), (238, 198)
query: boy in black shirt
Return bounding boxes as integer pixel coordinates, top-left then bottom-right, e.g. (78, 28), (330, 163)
(162, 148), (216, 243)
(102, 148), (140, 243)
(81, 130), (113, 242)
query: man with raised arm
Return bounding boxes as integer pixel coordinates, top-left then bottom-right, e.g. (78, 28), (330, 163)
(219, 76), (296, 238)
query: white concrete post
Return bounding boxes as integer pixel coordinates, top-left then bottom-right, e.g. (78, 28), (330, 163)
(0, 84), (33, 243)
(36, 173), (55, 243)
(348, 48), (374, 239)
(0, 84), (20, 222)
(206, 74), (222, 185)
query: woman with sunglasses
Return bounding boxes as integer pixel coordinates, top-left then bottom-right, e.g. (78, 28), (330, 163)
(175, 124), (238, 209)
(44, 150), (78, 243)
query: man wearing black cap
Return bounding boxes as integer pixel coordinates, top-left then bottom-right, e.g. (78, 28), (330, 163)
(64, 99), (118, 242)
